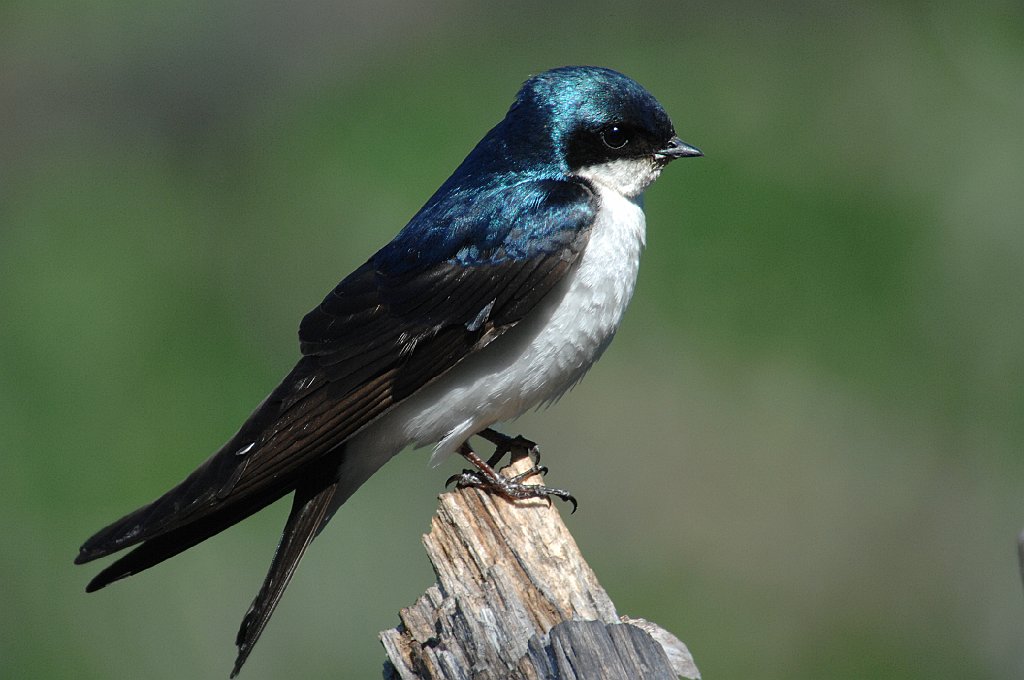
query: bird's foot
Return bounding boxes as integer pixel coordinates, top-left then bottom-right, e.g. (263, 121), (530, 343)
(447, 440), (577, 513)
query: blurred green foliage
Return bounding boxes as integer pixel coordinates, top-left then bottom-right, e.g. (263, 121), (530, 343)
(2, 1), (1022, 678)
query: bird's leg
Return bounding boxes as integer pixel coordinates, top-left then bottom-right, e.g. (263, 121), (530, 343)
(476, 428), (561, 492)
(447, 440), (577, 513)
(478, 427), (541, 468)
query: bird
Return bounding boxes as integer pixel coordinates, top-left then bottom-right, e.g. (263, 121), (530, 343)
(75, 65), (702, 676)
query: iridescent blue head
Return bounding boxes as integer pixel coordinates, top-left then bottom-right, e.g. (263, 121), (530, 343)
(469, 66), (701, 197)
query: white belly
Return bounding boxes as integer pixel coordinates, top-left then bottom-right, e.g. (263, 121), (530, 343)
(349, 183), (647, 466)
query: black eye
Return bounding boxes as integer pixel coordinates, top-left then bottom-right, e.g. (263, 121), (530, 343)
(600, 124), (629, 150)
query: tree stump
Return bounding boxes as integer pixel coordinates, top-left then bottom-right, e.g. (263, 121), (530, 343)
(380, 455), (700, 679)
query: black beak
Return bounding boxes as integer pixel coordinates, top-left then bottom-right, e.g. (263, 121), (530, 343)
(654, 136), (703, 161)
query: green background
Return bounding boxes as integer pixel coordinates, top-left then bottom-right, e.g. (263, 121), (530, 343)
(3, 1), (1022, 678)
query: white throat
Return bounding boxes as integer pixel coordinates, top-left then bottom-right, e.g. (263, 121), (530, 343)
(574, 157), (663, 199)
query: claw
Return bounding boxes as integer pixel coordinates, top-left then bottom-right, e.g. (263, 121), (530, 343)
(451, 440), (577, 513)
(445, 471), (472, 488)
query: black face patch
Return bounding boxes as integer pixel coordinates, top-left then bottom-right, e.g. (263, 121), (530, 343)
(565, 120), (665, 170)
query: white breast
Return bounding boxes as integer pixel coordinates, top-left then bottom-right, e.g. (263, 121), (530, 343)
(348, 179), (648, 466)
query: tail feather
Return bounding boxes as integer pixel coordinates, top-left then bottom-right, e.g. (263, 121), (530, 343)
(231, 475), (341, 677)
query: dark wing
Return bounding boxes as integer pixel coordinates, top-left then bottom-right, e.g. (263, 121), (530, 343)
(76, 177), (597, 584)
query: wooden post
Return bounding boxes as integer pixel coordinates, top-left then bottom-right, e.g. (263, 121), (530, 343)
(380, 455), (700, 679)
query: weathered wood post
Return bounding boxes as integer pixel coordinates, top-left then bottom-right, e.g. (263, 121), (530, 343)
(381, 455), (700, 679)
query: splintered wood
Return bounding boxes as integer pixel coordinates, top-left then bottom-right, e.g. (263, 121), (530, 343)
(380, 456), (699, 680)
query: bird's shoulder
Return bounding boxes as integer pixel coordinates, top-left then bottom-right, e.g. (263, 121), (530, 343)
(298, 175), (599, 352)
(376, 174), (598, 273)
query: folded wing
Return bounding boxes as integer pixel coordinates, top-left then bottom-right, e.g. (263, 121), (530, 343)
(76, 178), (598, 590)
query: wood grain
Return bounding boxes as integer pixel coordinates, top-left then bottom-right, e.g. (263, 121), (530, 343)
(381, 455), (699, 679)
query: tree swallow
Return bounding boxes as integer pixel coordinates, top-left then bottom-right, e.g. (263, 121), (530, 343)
(75, 65), (702, 675)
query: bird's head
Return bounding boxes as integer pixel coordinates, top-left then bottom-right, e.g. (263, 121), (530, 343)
(502, 66), (702, 197)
